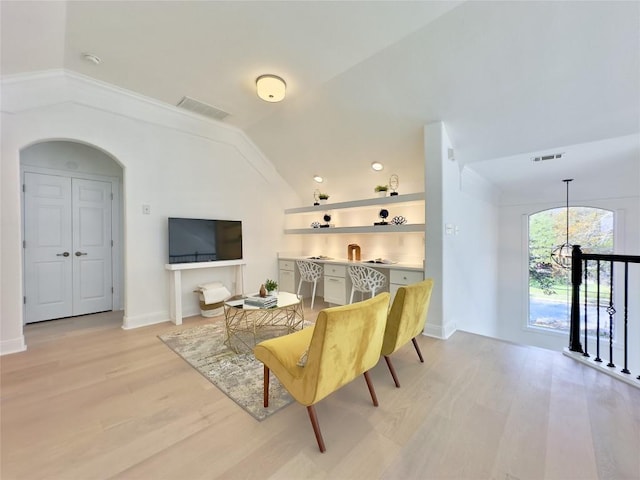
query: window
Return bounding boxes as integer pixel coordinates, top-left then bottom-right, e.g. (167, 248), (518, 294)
(528, 207), (614, 333)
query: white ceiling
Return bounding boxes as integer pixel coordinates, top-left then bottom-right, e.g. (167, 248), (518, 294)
(2, 1), (638, 202)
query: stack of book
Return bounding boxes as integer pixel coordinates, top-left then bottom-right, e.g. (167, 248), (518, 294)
(244, 295), (277, 308)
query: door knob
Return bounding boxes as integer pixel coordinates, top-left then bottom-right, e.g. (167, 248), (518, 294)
(75, 251), (88, 256)
(56, 252), (70, 257)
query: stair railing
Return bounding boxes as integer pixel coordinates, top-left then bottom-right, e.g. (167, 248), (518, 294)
(569, 245), (640, 381)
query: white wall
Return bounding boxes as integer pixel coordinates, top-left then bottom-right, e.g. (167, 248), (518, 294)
(1, 70), (299, 354)
(424, 122), (500, 339)
(450, 167), (500, 336)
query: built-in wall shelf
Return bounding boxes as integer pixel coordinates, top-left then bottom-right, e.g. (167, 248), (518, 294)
(284, 223), (425, 235)
(284, 192), (424, 214)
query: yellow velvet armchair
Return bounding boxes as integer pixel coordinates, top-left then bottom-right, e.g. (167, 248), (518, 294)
(253, 293), (390, 453)
(381, 278), (434, 388)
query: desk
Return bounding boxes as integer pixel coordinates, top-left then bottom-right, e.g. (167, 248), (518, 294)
(278, 256), (424, 305)
(223, 292), (304, 353)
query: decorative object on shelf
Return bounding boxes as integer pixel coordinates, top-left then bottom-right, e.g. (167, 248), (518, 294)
(348, 243), (361, 261)
(321, 213), (332, 228)
(374, 185), (389, 197)
(374, 208), (389, 225)
(313, 189), (320, 206)
(551, 178), (574, 268)
(283, 192), (425, 235)
(318, 192), (330, 205)
(259, 284), (267, 297)
(310, 221), (321, 228)
(389, 174), (399, 196)
(390, 215), (407, 225)
(265, 279), (278, 295)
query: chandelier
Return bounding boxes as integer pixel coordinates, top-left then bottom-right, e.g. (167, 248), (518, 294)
(551, 178), (574, 268)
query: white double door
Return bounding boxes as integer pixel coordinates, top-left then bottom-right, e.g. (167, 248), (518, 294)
(24, 172), (113, 323)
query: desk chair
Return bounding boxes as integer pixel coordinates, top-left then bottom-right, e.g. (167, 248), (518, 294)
(347, 264), (387, 304)
(296, 260), (323, 309)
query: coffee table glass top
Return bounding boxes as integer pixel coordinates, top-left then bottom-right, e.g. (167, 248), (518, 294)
(225, 291), (301, 309)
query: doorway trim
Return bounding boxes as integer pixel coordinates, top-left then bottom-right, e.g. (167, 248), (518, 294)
(20, 165), (123, 322)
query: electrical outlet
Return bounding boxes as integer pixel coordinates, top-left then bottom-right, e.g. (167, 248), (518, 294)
(142, 204), (151, 215)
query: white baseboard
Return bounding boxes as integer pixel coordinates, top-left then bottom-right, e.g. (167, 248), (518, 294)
(563, 348), (640, 389)
(423, 321), (457, 340)
(0, 336), (27, 355)
(122, 311), (171, 330)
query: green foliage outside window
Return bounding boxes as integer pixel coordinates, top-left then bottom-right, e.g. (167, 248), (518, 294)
(528, 207), (614, 332)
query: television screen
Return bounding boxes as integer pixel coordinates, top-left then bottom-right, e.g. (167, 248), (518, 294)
(168, 218), (243, 264)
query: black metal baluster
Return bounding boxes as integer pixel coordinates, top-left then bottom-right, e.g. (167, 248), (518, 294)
(607, 261), (615, 368)
(595, 260), (602, 363)
(583, 259), (589, 358)
(621, 262), (630, 374)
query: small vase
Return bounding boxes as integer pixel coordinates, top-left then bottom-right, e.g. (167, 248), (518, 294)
(319, 199), (328, 205)
(268, 290), (277, 297)
(377, 191), (387, 198)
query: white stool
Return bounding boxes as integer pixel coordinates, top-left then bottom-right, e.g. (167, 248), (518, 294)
(348, 265), (387, 304)
(296, 260), (323, 310)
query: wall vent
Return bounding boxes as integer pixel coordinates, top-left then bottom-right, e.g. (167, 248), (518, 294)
(176, 96), (230, 121)
(532, 152), (563, 162)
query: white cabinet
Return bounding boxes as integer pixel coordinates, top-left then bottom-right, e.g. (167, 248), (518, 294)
(278, 260), (297, 293)
(323, 264), (351, 305)
(389, 269), (424, 303)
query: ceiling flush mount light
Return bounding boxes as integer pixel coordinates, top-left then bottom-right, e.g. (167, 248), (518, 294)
(256, 74), (286, 102)
(551, 178), (574, 268)
(313, 175), (323, 183)
(82, 52), (101, 65)
(371, 162), (384, 171)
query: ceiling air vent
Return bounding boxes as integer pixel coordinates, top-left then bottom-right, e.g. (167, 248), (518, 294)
(176, 96), (230, 121)
(532, 152), (564, 162)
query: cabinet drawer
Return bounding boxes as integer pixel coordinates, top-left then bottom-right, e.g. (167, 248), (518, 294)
(279, 269), (295, 293)
(324, 276), (346, 305)
(279, 260), (295, 271)
(324, 264), (346, 277)
(390, 269), (423, 285)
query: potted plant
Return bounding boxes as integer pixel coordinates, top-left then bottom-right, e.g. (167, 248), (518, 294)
(318, 193), (330, 204)
(265, 279), (278, 296)
(374, 185), (389, 197)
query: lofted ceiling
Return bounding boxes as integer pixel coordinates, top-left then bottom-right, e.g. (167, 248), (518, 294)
(1, 0), (638, 203)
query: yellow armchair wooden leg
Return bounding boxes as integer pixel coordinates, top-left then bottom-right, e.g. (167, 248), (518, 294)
(263, 365), (270, 408)
(384, 355), (401, 388)
(412, 337), (424, 363)
(306, 405), (326, 453)
(363, 370), (379, 406)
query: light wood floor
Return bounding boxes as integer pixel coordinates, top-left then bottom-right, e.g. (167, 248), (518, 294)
(2, 303), (639, 480)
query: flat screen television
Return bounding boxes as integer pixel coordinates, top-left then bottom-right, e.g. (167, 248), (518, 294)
(168, 217), (243, 264)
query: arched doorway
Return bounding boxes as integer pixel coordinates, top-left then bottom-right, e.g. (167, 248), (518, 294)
(20, 140), (124, 324)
